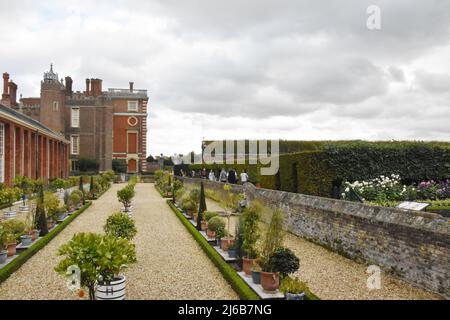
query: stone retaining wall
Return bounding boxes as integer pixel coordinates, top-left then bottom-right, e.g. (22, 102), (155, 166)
(180, 177), (450, 298)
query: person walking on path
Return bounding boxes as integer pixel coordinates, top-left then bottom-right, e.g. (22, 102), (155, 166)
(209, 170), (216, 181)
(219, 168), (228, 183)
(227, 168), (237, 184)
(240, 170), (249, 184)
(201, 168), (207, 179)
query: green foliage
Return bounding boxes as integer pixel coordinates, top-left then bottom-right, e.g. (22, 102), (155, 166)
(204, 211), (219, 221)
(242, 202), (261, 259)
(112, 159), (127, 173)
(261, 209), (284, 270)
(69, 190), (82, 208)
(0, 202), (91, 285)
(104, 212), (137, 240)
(35, 184), (48, 236)
(77, 158), (100, 173)
(117, 185), (135, 207)
(43, 191), (60, 220)
(279, 276), (319, 299)
(167, 200), (259, 300)
(49, 178), (67, 191)
(1, 219), (26, 241)
(207, 216), (225, 232)
(0, 187), (21, 208)
(13, 175), (36, 196)
(55, 232), (136, 300)
(265, 247), (299, 277)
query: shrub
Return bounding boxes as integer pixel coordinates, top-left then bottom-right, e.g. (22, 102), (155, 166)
(207, 216), (225, 232)
(117, 185), (135, 208)
(69, 190), (82, 208)
(280, 276), (311, 295)
(1, 219), (26, 241)
(197, 182), (207, 230)
(261, 209), (284, 270)
(112, 159), (127, 173)
(35, 185), (48, 236)
(242, 202), (261, 259)
(55, 232), (137, 300)
(104, 212), (137, 240)
(50, 178), (67, 191)
(44, 191), (60, 221)
(204, 211), (219, 221)
(266, 247), (299, 278)
(78, 158), (100, 172)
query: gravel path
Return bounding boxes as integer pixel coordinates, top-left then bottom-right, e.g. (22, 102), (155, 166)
(206, 198), (441, 300)
(126, 184), (236, 299)
(0, 183), (237, 300)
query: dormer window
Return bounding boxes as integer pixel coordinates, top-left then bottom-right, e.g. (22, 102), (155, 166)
(128, 101), (138, 112)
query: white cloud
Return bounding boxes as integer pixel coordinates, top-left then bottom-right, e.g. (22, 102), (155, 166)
(1, 0), (449, 156)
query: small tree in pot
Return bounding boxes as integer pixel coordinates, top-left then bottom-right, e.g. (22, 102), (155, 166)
(35, 184), (48, 236)
(0, 225), (8, 264)
(242, 202), (261, 275)
(117, 185), (135, 212)
(260, 208), (285, 292)
(55, 232), (137, 300)
(206, 216), (225, 239)
(104, 212), (137, 240)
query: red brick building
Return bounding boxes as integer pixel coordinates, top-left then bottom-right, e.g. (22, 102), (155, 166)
(0, 72), (69, 185)
(17, 65), (148, 174)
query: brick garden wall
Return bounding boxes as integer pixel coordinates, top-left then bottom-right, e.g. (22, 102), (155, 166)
(180, 177), (450, 298)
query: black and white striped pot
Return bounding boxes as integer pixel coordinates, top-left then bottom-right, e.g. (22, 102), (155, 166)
(95, 275), (126, 300)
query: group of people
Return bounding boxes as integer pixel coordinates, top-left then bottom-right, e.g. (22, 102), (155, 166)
(178, 167), (249, 185)
(203, 168), (248, 184)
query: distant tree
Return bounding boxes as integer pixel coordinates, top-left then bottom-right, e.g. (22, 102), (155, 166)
(146, 155), (155, 163)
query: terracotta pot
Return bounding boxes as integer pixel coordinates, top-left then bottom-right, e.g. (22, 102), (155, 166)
(30, 229), (39, 241)
(220, 237), (235, 252)
(200, 221), (207, 231)
(242, 257), (255, 275)
(206, 229), (216, 239)
(260, 272), (280, 292)
(6, 243), (17, 257)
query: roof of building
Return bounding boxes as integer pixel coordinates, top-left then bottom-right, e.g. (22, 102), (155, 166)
(0, 102), (68, 142)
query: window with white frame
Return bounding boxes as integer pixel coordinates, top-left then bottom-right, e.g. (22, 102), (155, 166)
(71, 108), (80, 128)
(0, 123), (4, 183)
(71, 135), (79, 155)
(127, 101), (138, 112)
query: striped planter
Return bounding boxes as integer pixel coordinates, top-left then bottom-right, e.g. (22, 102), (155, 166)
(95, 275), (126, 300)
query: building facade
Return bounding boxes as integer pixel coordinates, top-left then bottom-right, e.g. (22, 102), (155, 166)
(17, 65), (148, 174)
(0, 72), (69, 185)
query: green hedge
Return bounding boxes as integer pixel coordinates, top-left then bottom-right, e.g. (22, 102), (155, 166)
(0, 201), (92, 284)
(166, 200), (260, 300)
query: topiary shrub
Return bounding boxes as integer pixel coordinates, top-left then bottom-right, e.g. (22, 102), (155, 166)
(204, 211), (219, 221)
(266, 247), (299, 278)
(104, 212), (137, 240)
(207, 216), (225, 232)
(117, 185), (135, 208)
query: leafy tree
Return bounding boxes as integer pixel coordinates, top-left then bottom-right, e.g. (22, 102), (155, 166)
(55, 233), (137, 300)
(35, 184), (48, 236)
(242, 202), (261, 259)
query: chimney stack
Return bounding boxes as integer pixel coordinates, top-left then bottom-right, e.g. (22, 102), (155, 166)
(85, 78), (90, 96)
(8, 81), (17, 106)
(129, 82), (134, 92)
(90, 78), (103, 97)
(2, 72), (9, 97)
(65, 76), (73, 96)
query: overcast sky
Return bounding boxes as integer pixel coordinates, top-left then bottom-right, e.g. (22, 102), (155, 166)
(1, 0), (450, 156)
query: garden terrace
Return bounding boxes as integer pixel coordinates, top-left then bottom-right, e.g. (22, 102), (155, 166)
(180, 177), (448, 299)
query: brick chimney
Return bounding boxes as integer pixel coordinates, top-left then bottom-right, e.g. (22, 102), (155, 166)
(129, 82), (134, 92)
(91, 78), (103, 97)
(8, 81), (17, 106)
(65, 76), (73, 96)
(2, 72), (10, 101)
(85, 78), (90, 96)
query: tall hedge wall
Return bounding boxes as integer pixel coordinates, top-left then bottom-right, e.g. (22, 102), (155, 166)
(188, 141), (450, 198)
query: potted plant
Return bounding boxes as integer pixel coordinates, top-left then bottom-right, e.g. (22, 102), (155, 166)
(204, 211), (218, 222)
(70, 190), (83, 210)
(35, 184), (48, 236)
(206, 216), (225, 239)
(280, 276), (309, 300)
(0, 225), (8, 264)
(266, 247), (299, 278)
(55, 232), (137, 300)
(242, 202), (261, 275)
(181, 197), (196, 219)
(2, 187), (21, 218)
(44, 191), (60, 228)
(2, 219), (26, 254)
(117, 185), (135, 212)
(260, 209), (285, 292)
(228, 240), (237, 258)
(5, 233), (17, 257)
(104, 212), (137, 240)
(196, 182), (207, 231)
(251, 261), (262, 284)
